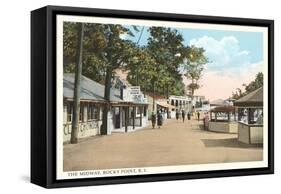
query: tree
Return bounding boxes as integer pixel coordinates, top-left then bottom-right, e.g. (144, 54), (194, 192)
(245, 72), (263, 93)
(231, 72), (263, 99)
(182, 45), (208, 98)
(64, 22), (139, 135)
(126, 27), (186, 97)
(95, 25), (137, 135)
(70, 23), (84, 144)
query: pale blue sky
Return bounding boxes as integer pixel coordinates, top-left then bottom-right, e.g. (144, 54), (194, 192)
(124, 25), (264, 74)
(122, 25), (264, 100)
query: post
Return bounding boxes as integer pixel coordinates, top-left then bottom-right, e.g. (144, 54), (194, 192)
(140, 106), (143, 126)
(238, 108), (241, 121)
(133, 107), (136, 129)
(101, 68), (113, 135)
(247, 108), (250, 124)
(70, 23), (84, 144)
(167, 84), (169, 99)
(152, 81), (155, 111)
(125, 107), (128, 132)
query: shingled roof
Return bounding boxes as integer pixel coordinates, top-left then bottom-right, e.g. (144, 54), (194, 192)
(211, 105), (236, 113)
(210, 99), (228, 106)
(63, 73), (122, 102)
(234, 87), (263, 107)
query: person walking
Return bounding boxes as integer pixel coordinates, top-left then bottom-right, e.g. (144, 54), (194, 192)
(182, 110), (186, 123)
(197, 111), (200, 121)
(176, 109), (179, 120)
(151, 111), (156, 129)
(187, 112), (191, 120)
(157, 110), (163, 129)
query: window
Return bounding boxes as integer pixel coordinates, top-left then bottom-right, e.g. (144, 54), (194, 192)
(93, 106), (99, 120)
(87, 103), (99, 121)
(211, 112), (229, 122)
(67, 103), (73, 123)
(238, 108), (263, 125)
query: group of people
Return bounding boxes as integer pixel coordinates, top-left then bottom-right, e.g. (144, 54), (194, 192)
(175, 109), (201, 122)
(151, 109), (165, 129)
(151, 109), (202, 129)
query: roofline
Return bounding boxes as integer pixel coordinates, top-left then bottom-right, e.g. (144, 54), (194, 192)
(64, 97), (148, 106)
(234, 101), (263, 107)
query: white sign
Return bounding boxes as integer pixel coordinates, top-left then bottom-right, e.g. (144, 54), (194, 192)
(122, 86), (147, 103)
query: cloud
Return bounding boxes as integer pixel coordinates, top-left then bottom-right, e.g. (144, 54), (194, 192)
(183, 61), (263, 101)
(189, 36), (252, 73)
(186, 35), (264, 100)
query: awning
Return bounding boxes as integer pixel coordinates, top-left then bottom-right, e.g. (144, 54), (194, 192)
(156, 101), (176, 109)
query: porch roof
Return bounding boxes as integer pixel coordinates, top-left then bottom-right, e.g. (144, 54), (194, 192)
(234, 87), (263, 107)
(156, 101), (176, 109)
(63, 73), (122, 103)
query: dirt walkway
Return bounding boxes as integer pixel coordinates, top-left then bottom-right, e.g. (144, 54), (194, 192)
(63, 118), (262, 171)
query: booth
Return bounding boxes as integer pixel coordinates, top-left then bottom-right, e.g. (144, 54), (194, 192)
(209, 105), (238, 133)
(234, 87), (263, 144)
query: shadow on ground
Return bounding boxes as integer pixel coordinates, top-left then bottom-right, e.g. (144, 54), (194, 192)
(201, 138), (263, 149)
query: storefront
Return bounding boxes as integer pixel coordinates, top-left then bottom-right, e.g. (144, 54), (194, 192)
(234, 87), (263, 144)
(63, 73), (148, 142)
(111, 103), (148, 133)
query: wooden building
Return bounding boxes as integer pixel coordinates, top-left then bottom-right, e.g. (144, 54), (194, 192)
(234, 87), (263, 144)
(63, 74), (148, 142)
(209, 105), (238, 133)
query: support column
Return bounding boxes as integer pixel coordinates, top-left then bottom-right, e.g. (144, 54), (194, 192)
(125, 107), (128, 132)
(247, 108), (250, 124)
(140, 106), (143, 127)
(119, 106), (123, 129)
(133, 107), (136, 129)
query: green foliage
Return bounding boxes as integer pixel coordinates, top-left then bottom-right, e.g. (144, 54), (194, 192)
(126, 27), (186, 96)
(244, 72), (263, 92)
(182, 45), (208, 97)
(63, 22), (136, 84)
(187, 82), (200, 95)
(232, 72), (263, 99)
(63, 23), (207, 98)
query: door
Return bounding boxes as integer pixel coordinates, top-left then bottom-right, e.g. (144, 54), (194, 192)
(114, 107), (121, 129)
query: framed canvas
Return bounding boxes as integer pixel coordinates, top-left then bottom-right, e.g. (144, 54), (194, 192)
(31, 5), (274, 188)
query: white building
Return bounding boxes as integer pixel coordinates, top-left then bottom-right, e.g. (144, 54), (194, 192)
(168, 95), (192, 118)
(63, 74), (149, 142)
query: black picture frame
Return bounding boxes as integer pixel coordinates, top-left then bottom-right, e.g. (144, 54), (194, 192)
(31, 5), (274, 188)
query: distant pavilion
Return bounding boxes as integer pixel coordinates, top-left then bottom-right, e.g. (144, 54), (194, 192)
(209, 105), (238, 133)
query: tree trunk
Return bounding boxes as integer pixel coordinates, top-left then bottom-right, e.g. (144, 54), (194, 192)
(166, 84), (169, 99)
(152, 80), (155, 111)
(101, 67), (113, 135)
(191, 79), (195, 99)
(70, 23), (84, 144)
